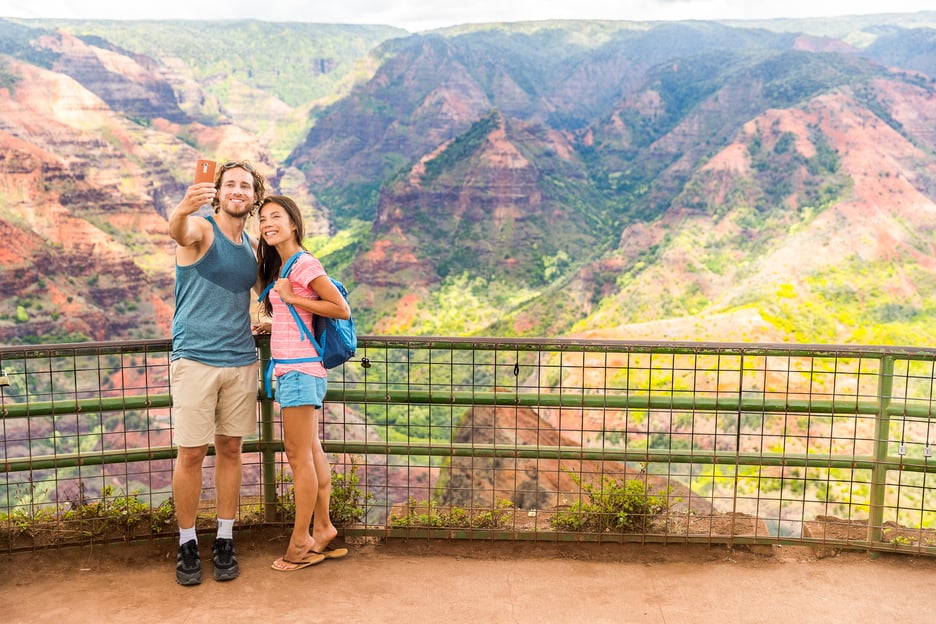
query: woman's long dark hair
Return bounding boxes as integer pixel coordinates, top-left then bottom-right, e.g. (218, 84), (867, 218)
(257, 195), (306, 317)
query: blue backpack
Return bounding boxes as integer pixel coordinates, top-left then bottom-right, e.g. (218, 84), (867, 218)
(258, 251), (357, 398)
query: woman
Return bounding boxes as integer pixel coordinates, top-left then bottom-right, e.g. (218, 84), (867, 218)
(256, 195), (351, 571)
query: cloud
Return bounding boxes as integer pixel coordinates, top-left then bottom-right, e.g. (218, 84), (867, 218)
(0, 0), (932, 32)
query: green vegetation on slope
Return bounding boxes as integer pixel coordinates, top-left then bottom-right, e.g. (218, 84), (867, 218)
(44, 20), (405, 108)
(0, 57), (19, 92)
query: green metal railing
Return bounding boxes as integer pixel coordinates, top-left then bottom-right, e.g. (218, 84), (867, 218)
(3, 336), (936, 554)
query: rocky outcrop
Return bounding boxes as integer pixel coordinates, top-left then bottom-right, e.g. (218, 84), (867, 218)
(438, 403), (712, 515)
(0, 59), (187, 342)
(362, 111), (598, 290)
(38, 31), (191, 124)
(0, 44), (309, 343)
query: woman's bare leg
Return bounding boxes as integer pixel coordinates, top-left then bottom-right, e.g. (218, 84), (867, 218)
(310, 425), (338, 550)
(280, 405), (317, 560)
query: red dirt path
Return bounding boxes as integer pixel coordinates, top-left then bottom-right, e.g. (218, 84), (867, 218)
(4, 530), (936, 623)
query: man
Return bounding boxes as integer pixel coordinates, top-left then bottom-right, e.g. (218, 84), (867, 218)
(168, 160), (267, 585)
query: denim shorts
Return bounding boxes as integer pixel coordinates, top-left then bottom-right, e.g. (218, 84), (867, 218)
(276, 371), (327, 408)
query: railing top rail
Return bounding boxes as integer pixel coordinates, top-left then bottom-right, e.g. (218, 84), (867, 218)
(0, 339), (174, 358)
(362, 337), (936, 359)
(4, 336), (936, 360)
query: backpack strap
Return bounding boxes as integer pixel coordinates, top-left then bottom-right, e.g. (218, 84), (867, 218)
(257, 251), (327, 398)
(263, 355), (322, 399)
(258, 251), (317, 343)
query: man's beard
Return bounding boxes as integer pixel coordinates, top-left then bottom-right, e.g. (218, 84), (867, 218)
(221, 201), (252, 219)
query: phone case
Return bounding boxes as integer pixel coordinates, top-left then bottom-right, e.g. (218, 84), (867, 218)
(194, 159), (217, 184)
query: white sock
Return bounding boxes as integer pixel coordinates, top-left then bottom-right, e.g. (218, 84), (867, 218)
(179, 526), (197, 546)
(217, 518), (234, 540)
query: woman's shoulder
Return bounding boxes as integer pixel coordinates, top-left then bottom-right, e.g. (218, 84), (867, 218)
(293, 251), (325, 281)
(296, 251), (323, 268)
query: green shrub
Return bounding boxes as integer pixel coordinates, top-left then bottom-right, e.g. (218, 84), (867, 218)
(150, 498), (176, 533)
(276, 455), (372, 526)
(550, 472), (670, 532)
(330, 456), (372, 526)
(61, 486), (148, 537)
(389, 498), (514, 529)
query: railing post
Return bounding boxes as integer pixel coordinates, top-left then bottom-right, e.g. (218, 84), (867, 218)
(256, 337), (278, 523)
(869, 355), (895, 547)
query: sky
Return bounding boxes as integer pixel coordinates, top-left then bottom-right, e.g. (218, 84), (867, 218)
(0, 0), (932, 33)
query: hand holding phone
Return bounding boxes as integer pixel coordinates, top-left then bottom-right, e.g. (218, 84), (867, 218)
(194, 159), (217, 184)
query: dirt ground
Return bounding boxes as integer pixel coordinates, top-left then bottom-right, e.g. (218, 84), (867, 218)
(4, 529), (936, 624)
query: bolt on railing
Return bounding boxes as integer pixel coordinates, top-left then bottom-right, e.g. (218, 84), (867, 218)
(3, 337), (936, 554)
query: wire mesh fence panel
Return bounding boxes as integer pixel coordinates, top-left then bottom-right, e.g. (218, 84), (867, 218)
(5, 338), (936, 554)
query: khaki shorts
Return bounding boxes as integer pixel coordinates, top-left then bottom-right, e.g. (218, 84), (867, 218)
(170, 358), (259, 447)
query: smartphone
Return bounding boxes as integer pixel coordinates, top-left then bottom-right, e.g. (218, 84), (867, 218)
(194, 159), (217, 184)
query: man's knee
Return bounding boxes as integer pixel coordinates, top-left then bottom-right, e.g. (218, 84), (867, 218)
(214, 435), (243, 458)
(175, 445), (209, 470)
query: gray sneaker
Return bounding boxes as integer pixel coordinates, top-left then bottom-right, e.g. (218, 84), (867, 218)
(212, 537), (239, 581)
(176, 539), (202, 586)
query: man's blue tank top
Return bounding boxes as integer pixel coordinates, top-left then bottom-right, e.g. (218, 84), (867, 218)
(171, 215), (258, 367)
